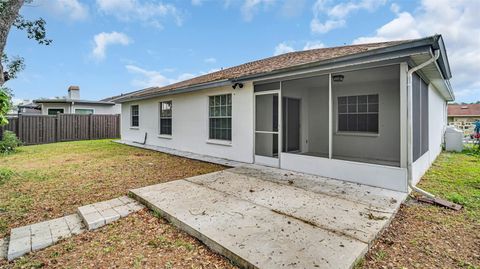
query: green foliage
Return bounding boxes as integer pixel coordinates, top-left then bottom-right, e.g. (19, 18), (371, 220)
(0, 167), (14, 185)
(13, 15), (52, 45)
(0, 130), (21, 154)
(2, 54), (25, 81)
(0, 88), (11, 126)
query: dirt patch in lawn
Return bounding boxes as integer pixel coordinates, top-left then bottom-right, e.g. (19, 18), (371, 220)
(358, 149), (480, 268)
(0, 209), (237, 269)
(360, 202), (480, 268)
(0, 140), (226, 238)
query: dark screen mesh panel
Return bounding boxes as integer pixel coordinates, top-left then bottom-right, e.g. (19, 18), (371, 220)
(412, 73), (429, 162)
(420, 78), (429, 155)
(254, 82), (280, 92)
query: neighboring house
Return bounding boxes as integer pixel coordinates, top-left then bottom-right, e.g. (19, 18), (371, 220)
(34, 86), (121, 115)
(447, 104), (480, 135)
(7, 100), (41, 116)
(115, 35), (454, 193)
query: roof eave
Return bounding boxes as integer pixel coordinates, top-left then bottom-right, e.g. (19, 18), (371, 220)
(114, 79), (231, 103)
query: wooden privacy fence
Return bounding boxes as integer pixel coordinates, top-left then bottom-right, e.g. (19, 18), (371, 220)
(0, 114), (120, 145)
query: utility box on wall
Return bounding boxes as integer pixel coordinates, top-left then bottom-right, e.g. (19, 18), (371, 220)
(445, 126), (463, 152)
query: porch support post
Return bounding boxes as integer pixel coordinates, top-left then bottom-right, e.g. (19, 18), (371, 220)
(328, 73), (332, 159)
(399, 63), (408, 168)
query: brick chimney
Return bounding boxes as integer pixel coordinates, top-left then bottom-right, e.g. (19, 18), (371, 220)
(68, 86), (80, 100)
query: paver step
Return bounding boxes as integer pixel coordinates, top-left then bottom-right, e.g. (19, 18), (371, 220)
(77, 196), (144, 230)
(4, 195), (144, 261)
(6, 214), (84, 261)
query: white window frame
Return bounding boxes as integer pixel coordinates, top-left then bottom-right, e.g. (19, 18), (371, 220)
(159, 101), (172, 136)
(130, 105), (139, 128)
(336, 94), (379, 135)
(208, 94), (232, 142)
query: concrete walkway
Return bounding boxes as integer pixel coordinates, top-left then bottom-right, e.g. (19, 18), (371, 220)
(4, 196), (144, 261)
(115, 140), (245, 167)
(130, 165), (406, 269)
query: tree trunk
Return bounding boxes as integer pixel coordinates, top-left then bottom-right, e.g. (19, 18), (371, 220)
(0, 0), (24, 86)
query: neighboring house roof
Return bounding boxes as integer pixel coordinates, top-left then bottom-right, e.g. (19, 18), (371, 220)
(34, 99), (116, 105)
(115, 34), (453, 103)
(448, 104), (480, 116)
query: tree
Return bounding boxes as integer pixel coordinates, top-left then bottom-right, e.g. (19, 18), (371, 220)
(0, 0), (52, 125)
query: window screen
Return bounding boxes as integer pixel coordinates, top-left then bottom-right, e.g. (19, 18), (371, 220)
(209, 94), (232, 141)
(412, 74), (429, 161)
(159, 101), (172, 135)
(338, 94), (379, 133)
(131, 105), (139, 127)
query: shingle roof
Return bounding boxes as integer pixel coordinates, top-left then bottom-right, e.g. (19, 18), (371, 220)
(118, 39), (411, 101)
(448, 104), (480, 116)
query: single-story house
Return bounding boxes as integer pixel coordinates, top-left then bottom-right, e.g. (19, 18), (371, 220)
(115, 34), (454, 193)
(447, 104), (480, 135)
(34, 86), (121, 115)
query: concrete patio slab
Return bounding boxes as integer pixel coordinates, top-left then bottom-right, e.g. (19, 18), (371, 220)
(130, 166), (406, 269)
(131, 180), (367, 269)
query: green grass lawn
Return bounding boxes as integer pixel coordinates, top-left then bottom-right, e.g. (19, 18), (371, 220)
(361, 148), (480, 268)
(0, 140), (225, 238)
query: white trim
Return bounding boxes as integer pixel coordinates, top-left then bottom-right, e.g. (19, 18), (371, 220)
(253, 89), (281, 167)
(158, 134), (172, 139)
(328, 73), (332, 159)
(130, 104), (139, 128)
(159, 100), (173, 136)
(206, 139), (232, 146)
(399, 62), (408, 168)
(280, 152), (408, 192)
(335, 132), (379, 137)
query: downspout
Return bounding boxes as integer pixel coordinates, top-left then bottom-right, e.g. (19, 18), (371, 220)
(406, 49), (440, 198)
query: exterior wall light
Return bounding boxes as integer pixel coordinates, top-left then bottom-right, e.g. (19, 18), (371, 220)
(332, 74), (344, 82)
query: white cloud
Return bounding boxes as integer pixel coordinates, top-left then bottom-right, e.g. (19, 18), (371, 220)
(310, 0), (386, 34)
(96, 0), (183, 28)
(310, 19), (345, 34)
(353, 0), (480, 102)
(125, 65), (219, 89)
(274, 42), (295, 56)
(241, 0), (275, 22)
(92, 32), (131, 60)
(303, 41), (325, 50)
(45, 0), (89, 20)
(191, 0), (203, 6)
(204, 57), (217, 64)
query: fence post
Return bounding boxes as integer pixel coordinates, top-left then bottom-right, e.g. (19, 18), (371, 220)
(89, 114), (93, 140)
(17, 115), (23, 142)
(55, 114), (60, 142)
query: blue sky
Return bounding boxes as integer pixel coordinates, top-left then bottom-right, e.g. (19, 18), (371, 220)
(5, 0), (479, 103)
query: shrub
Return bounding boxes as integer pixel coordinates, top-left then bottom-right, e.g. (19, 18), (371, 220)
(0, 130), (21, 154)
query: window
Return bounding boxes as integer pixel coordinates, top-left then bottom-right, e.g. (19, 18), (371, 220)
(209, 94), (232, 141)
(159, 101), (172, 135)
(338, 94), (379, 133)
(131, 105), (139, 127)
(48, 108), (64, 115)
(75, 108), (94, 114)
